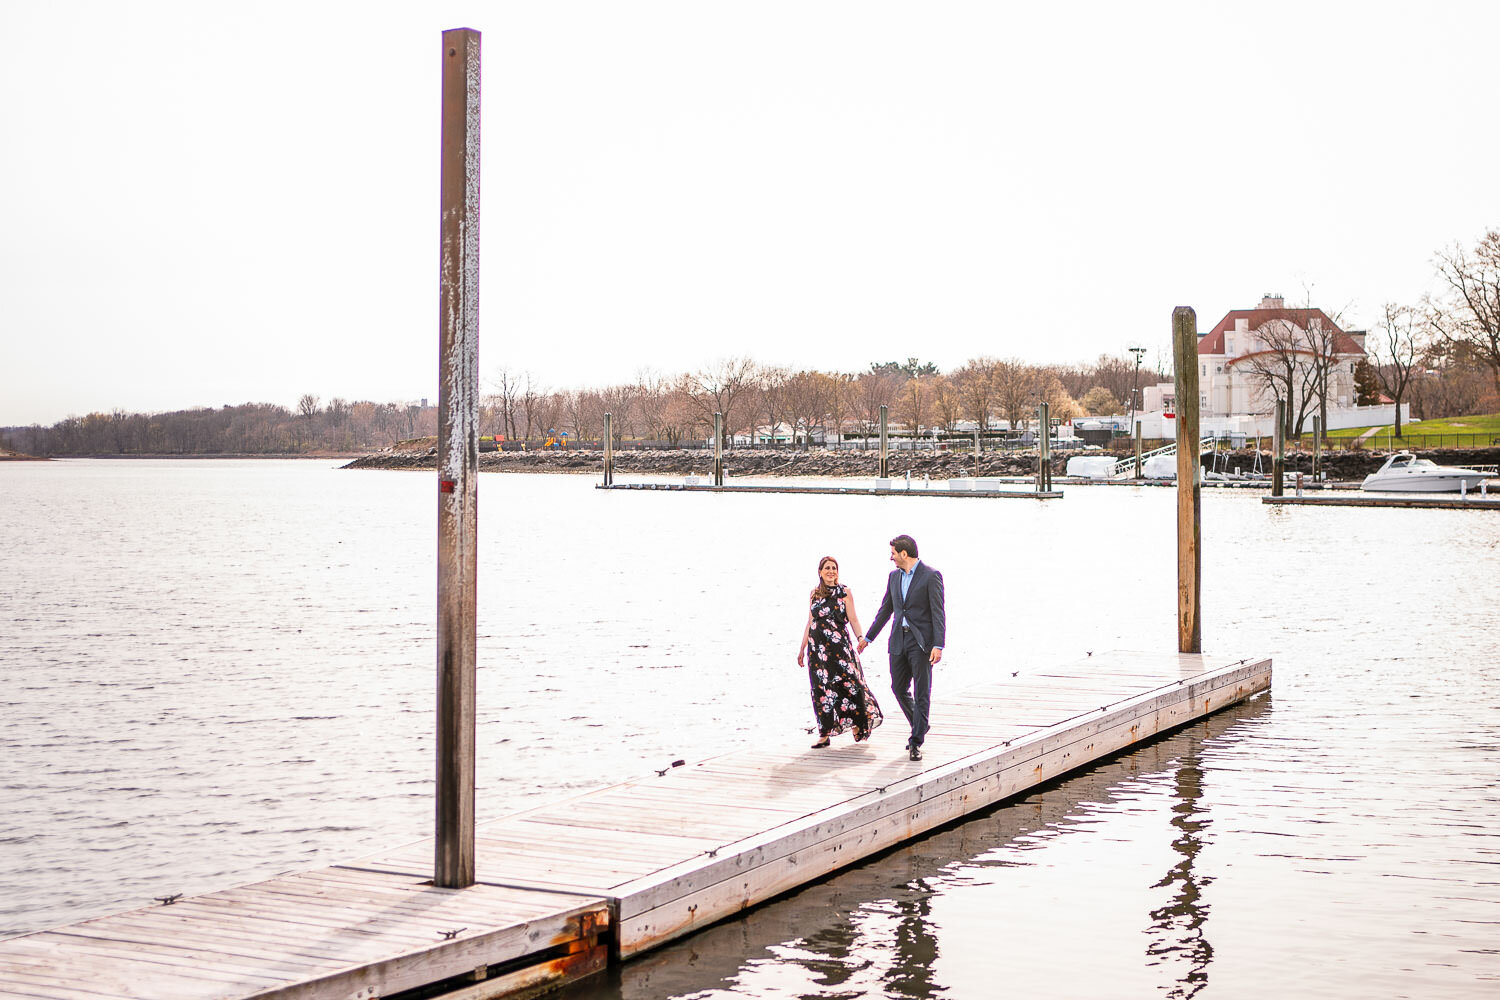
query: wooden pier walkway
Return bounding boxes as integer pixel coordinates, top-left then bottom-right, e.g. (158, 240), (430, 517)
(0, 651), (1269, 999)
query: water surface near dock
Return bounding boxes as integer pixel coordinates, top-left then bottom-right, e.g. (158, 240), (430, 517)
(2, 460), (1497, 996)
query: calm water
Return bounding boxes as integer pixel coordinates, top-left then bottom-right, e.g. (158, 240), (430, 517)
(2, 460), (1498, 998)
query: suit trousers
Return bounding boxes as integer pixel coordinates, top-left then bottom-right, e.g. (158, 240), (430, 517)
(889, 628), (933, 747)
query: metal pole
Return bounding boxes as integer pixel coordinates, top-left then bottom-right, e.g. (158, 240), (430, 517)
(603, 412), (614, 487)
(713, 412), (724, 486)
(1311, 414), (1321, 481)
(1272, 399), (1285, 498)
(1172, 306), (1201, 654)
(1134, 420), (1143, 479)
(435, 26), (480, 890)
(879, 405), (889, 479)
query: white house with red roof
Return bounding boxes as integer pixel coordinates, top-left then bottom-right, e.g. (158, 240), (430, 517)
(1138, 294), (1407, 438)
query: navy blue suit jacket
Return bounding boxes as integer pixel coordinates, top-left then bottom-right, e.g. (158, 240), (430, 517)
(865, 561), (946, 654)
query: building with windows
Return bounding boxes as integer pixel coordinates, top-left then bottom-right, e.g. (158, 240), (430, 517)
(1137, 294), (1406, 438)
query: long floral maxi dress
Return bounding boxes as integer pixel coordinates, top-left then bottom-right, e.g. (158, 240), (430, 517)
(806, 584), (884, 739)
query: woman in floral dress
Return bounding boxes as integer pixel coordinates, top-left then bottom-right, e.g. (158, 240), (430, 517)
(796, 556), (883, 748)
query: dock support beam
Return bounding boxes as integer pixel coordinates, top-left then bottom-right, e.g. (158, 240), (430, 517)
(1036, 402), (1052, 493)
(435, 26), (480, 889)
(713, 412), (724, 486)
(879, 405), (889, 478)
(603, 412), (614, 486)
(1134, 420), (1143, 479)
(1272, 399), (1285, 498)
(1172, 306), (1201, 654)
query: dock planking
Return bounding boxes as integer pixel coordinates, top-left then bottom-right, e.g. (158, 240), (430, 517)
(1, 650), (1268, 998)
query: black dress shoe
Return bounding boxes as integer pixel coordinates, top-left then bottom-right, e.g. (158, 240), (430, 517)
(909, 746), (923, 761)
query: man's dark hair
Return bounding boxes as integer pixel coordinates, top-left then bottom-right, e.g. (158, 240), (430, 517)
(890, 534), (918, 558)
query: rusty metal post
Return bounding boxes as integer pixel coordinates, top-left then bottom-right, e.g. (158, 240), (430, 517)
(712, 412), (724, 485)
(1272, 399), (1285, 498)
(603, 412), (614, 487)
(879, 405), (889, 478)
(1134, 420), (1143, 479)
(1172, 306), (1201, 654)
(435, 26), (480, 890)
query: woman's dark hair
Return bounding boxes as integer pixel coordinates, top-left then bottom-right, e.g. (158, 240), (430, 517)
(811, 555), (839, 602)
(890, 534), (918, 558)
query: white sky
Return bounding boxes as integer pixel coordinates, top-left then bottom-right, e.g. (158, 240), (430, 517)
(3, 1), (1498, 426)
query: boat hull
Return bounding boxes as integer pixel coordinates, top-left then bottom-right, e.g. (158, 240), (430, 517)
(1361, 472), (1491, 493)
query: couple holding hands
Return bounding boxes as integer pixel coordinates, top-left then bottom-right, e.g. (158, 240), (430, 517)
(795, 534), (946, 762)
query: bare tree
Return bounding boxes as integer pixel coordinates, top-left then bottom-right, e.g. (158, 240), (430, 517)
(598, 383), (639, 443)
(491, 368), (522, 440)
(753, 366), (792, 447)
(952, 358), (998, 431)
(895, 374), (932, 438)
(1429, 230), (1500, 397)
(930, 375), (962, 434)
(1370, 303), (1422, 437)
(993, 359), (1036, 432)
(784, 370), (832, 448)
(853, 372), (901, 444)
(682, 357), (756, 449)
(824, 373), (856, 444)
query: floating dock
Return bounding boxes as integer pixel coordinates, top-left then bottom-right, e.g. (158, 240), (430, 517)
(0, 651), (1270, 999)
(1263, 493), (1500, 510)
(597, 482), (1063, 499)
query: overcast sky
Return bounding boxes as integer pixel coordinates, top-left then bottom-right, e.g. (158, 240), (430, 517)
(3, 1), (1498, 426)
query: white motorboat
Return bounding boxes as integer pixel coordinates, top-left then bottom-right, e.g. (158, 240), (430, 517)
(1360, 452), (1492, 493)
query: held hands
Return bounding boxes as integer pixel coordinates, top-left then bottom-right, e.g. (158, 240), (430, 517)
(857, 637), (869, 653)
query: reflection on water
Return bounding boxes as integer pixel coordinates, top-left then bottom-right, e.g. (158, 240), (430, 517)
(1147, 744), (1211, 998)
(4, 461), (1500, 998)
(562, 701), (1265, 1000)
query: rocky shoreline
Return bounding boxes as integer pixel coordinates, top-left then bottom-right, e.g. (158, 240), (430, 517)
(343, 440), (1500, 481)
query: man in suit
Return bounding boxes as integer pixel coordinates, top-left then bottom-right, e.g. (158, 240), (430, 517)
(859, 534), (945, 761)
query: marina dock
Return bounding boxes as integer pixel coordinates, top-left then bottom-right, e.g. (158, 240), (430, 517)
(596, 481), (1063, 499)
(1263, 493), (1500, 510)
(1, 651), (1269, 999)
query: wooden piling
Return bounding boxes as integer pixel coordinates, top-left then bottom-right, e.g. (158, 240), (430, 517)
(603, 412), (614, 486)
(1312, 414), (1321, 480)
(1172, 306), (1201, 654)
(879, 405), (890, 478)
(1134, 420), (1143, 479)
(713, 412), (724, 486)
(435, 26), (481, 890)
(1272, 399), (1285, 498)
(1036, 402), (1052, 492)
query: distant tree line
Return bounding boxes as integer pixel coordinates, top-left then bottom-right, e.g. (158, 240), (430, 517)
(2, 398), (437, 457)
(10, 223), (1499, 459)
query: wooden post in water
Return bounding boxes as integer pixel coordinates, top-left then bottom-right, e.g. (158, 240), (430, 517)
(713, 412), (724, 486)
(1172, 306), (1201, 654)
(1134, 420), (1143, 479)
(879, 405), (890, 478)
(1272, 399), (1285, 497)
(435, 26), (480, 890)
(1311, 414), (1321, 481)
(603, 412), (614, 487)
(1036, 402), (1051, 492)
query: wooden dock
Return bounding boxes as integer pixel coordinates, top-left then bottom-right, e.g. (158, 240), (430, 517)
(1263, 493), (1500, 510)
(597, 482), (1063, 499)
(0, 651), (1269, 999)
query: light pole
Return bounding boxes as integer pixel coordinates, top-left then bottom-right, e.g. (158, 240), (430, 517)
(1128, 346), (1147, 433)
